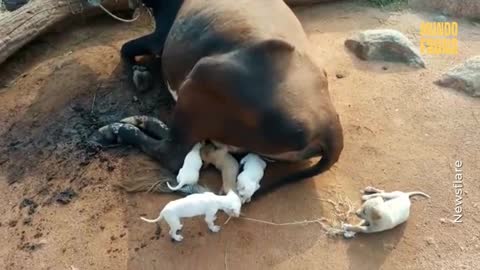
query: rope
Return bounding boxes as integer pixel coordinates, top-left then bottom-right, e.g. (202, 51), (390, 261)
(239, 216), (329, 226)
(224, 214), (346, 237)
(98, 3), (141, 23)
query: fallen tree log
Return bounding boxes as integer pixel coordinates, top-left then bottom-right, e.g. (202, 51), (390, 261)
(0, 0), (131, 65)
(0, 0), (339, 65)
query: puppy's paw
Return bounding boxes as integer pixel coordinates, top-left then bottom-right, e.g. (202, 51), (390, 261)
(132, 65), (153, 93)
(363, 186), (383, 194)
(171, 234), (184, 242)
(239, 195), (251, 204)
(209, 225), (221, 233)
(361, 195), (372, 201)
(343, 230), (356, 239)
(238, 190), (254, 204)
(342, 223), (353, 231)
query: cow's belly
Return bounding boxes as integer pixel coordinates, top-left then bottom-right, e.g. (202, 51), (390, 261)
(212, 141), (302, 162)
(166, 81), (178, 101)
(166, 81), (303, 162)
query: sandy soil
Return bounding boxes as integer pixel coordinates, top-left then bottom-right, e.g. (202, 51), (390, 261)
(1, 2), (479, 270)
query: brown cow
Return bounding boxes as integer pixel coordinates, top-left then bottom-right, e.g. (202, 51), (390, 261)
(98, 0), (344, 197)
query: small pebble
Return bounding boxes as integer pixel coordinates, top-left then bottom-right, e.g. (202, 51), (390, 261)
(425, 237), (435, 246)
(8, 220), (17, 227)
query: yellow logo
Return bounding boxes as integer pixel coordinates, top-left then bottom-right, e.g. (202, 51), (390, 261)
(420, 22), (458, 55)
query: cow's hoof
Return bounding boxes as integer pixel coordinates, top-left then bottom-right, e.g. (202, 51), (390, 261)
(120, 115), (147, 129)
(132, 65), (153, 93)
(97, 123), (141, 146)
(97, 123), (124, 145)
(115, 123), (143, 145)
(120, 115), (170, 139)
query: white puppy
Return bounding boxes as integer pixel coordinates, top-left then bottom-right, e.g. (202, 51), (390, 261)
(167, 142), (203, 191)
(343, 187), (430, 234)
(141, 190), (242, 241)
(236, 153), (267, 203)
(200, 144), (239, 194)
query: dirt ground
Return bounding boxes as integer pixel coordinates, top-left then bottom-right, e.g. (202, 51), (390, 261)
(1, 2), (479, 270)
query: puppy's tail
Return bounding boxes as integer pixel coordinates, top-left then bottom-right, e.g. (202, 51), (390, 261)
(140, 212), (163, 223)
(407, 191), (430, 199)
(167, 181), (184, 191)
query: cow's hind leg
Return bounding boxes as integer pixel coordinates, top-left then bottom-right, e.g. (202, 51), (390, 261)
(98, 122), (167, 157)
(97, 122), (189, 173)
(120, 115), (170, 139)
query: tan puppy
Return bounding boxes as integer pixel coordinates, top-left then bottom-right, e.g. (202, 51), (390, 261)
(200, 144), (239, 194)
(344, 187), (430, 234)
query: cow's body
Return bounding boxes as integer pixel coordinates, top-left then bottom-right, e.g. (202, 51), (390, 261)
(105, 0), (344, 195)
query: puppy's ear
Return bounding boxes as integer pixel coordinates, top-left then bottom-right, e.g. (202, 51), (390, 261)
(371, 209), (382, 221)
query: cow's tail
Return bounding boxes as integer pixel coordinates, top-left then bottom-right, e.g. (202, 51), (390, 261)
(253, 115), (344, 198)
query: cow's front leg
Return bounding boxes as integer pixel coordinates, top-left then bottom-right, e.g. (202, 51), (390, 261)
(120, 34), (158, 92)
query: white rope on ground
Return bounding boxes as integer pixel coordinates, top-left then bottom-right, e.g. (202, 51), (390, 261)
(98, 3), (141, 23)
(224, 214), (346, 237)
(222, 193), (360, 237)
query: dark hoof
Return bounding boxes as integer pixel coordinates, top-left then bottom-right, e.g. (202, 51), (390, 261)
(120, 115), (170, 139)
(116, 123), (143, 145)
(97, 123), (141, 145)
(97, 123), (124, 145)
(120, 116), (147, 128)
(132, 65), (153, 93)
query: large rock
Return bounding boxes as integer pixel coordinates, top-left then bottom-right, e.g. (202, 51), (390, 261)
(284, 0), (341, 5)
(410, 0), (480, 19)
(435, 56), (480, 97)
(345, 29), (426, 68)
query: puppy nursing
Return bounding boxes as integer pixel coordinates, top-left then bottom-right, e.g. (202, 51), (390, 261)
(200, 144), (240, 194)
(143, 143), (269, 242)
(167, 142), (203, 191)
(200, 146), (267, 202)
(237, 154), (267, 203)
(141, 190), (241, 241)
(344, 187), (430, 234)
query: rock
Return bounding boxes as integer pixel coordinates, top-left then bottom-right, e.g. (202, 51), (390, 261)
(284, 0), (340, 5)
(425, 237), (437, 247)
(345, 29), (426, 68)
(435, 56), (480, 97)
(433, 15), (449, 22)
(3, 0), (29, 11)
(54, 188), (78, 205)
(410, 0), (480, 19)
(335, 70), (348, 79)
